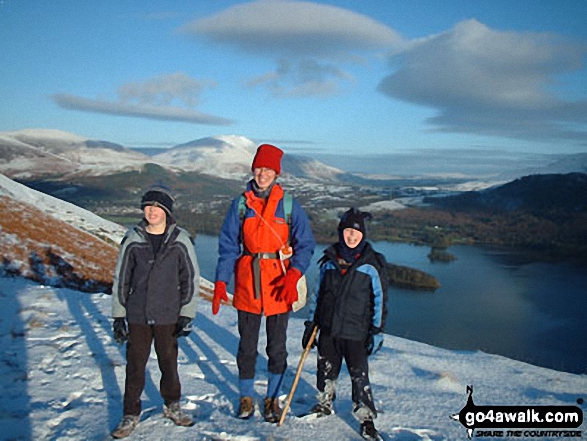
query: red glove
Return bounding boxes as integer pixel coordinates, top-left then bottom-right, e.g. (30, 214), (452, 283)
(278, 267), (302, 305)
(212, 281), (229, 315)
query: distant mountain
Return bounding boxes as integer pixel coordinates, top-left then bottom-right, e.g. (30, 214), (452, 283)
(0, 129), (343, 183)
(0, 129), (149, 179)
(154, 135), (344, 181)
(429, 172), (587, 213)
(153, 135), (257, 179)
(496, 153), (587, 181)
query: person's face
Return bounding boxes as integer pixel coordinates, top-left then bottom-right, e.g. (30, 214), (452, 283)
(253, 167), (277, 191)
(343, 228), (363, 249)
(144, 204), (167, 228)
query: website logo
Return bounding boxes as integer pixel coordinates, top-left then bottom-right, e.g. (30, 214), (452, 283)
(450, 386), (583, 439)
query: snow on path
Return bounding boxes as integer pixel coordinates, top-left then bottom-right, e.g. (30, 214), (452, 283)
(1, 277), (585, 440)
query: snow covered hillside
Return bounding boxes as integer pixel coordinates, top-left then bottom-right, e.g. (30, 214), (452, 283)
(2, 278), (586, 440)
(1, 173), (585, 440)
(0, 173), (215, 297)
(0, 174), (122, 291)
(0, 129), (150, 179)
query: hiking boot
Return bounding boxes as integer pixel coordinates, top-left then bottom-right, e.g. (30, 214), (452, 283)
(360, 419), (382, 441)
(111, 414), (139, 439)
(263, 397), (282, 423)
(237, 396), (255, 419)
(310, 402), (333, 416)
(312, 388), (335, 416)
(164, 401), (194, 427)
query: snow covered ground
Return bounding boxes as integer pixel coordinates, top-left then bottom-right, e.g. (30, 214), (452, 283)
(1, 276), (585, 440)
(1, 174), (585, 440)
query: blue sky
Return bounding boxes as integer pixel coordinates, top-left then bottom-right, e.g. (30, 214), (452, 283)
(1, 0), (587, 158)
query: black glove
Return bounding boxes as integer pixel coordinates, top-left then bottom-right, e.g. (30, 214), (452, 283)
(174, 316), (193, 338)
(366, 327), (383, 356)
(302, 321), (318, 350)
(113, 318), (128, 344)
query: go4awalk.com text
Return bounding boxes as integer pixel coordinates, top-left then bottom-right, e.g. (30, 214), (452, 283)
(451, 386), (584, 439)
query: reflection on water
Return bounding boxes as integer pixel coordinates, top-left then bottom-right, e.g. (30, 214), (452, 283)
(194, 235), (587, 374)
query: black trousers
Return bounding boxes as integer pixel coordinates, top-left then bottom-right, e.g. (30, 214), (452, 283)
(317, 334), (376, 416)
(237, 310), (289, 379)
(123, 323), (180, 416)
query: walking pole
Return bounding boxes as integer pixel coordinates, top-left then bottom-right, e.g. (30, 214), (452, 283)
(278, 325), (318, 427)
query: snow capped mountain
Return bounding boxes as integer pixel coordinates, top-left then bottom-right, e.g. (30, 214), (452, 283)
(155, 135), (344, 182)
(154, 135), (257, 179)
(281, 154), (344, 182)
(0, 129), (150, 179)
(1, 129), (344, 182)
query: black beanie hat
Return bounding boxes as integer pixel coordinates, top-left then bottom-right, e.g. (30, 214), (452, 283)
(338, 207), (372, 236)
(140, 184), (175, 216)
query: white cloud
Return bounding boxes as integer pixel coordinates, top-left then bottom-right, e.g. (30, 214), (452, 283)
(117, 72), (215, 108)
(52, 93), (233, 126)
(53, 73), (232, 126)
(378, 19), (587, 143)
(181, 0), (401, 57)
(247, 58), (354, 97)
(180, 0), (403, 97)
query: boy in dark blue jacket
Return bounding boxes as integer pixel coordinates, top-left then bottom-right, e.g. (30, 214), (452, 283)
(303, 208), (388, 441)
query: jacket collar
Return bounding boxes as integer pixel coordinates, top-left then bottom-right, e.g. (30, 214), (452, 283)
(322, 241), (375, 267)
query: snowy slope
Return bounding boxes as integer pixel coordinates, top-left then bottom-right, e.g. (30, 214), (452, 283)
(0, 173), (216, 296)
(0, 173), (127, 244)
(2, 277), (585, 440)
(1, 175), (585, 440)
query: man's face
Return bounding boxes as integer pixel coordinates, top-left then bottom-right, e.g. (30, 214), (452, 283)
(144, 204), (167, 228)
(253, 167), (277, 191)
(343, 228), (363, 248)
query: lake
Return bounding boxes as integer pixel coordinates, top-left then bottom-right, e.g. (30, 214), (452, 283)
(194, 234), (587, 375)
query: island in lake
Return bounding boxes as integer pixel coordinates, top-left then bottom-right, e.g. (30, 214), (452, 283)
(386, 263), (440, 291)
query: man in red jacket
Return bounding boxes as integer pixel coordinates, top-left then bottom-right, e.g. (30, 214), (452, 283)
(212, 144), (316, 423)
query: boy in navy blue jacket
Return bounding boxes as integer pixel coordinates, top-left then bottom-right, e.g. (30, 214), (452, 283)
(303, 208), (388, 441)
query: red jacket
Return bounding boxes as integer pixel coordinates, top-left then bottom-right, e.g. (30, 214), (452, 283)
(216, 182), (315, 316)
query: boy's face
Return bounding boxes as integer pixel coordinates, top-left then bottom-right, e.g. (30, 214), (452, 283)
(253, 167), (277, 191)
(343, 228), (363, 249)
(144, 205), (167, 228)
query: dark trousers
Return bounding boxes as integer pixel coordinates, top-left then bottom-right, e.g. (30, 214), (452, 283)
(317, 334), (376, 416)
(237, 310), (289, 379)
(123, 323), (180, 416)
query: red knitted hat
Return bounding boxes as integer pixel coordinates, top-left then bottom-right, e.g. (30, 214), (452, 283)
(251, 144), (283, 174)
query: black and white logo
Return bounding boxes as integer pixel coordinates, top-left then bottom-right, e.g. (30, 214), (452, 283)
(450, 386), (583, 439)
